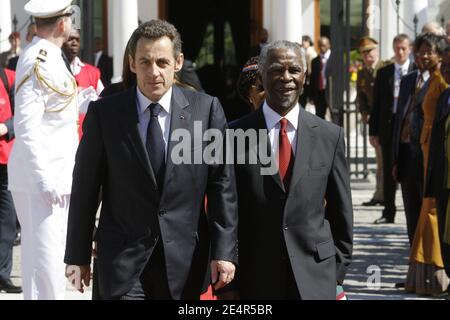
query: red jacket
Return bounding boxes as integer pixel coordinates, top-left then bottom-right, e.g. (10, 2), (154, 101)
(0, 68), (15, 164)
(75, 63), (101, 138)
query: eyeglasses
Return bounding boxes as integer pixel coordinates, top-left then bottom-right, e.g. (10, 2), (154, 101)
(416, 50), (438, 57)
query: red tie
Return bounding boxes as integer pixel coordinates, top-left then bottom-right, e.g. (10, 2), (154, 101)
(279, 119), (294, 188)
(319, 58), (325, 91)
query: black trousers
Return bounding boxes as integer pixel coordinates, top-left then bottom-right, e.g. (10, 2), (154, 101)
(313, 90), (328, 120)
(0, 164), (16, 282)
(114, 240), (201, 300)
(381, 142), (398, 220)
(398, 143), (423, 245)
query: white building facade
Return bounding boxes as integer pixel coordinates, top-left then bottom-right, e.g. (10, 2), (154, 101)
(1, 0), (448, 78)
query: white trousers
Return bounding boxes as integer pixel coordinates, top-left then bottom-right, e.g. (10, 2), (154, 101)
(12, 192), (70, 300)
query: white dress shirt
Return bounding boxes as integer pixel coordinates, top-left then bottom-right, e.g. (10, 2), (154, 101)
(136, 86), (172, 157)
(393, 59), (411, 113)
(263, 102), (299, 165)
(320, 49), (331, 89)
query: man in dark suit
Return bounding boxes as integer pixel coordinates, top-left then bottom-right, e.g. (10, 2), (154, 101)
(64, 20), (238, 300)
(310, 37), (331, 120)
(370, 34), (413, 224)
(227, 41), (353, 300)
(392, 37), (430, 244)
(94, 37), (113, 87)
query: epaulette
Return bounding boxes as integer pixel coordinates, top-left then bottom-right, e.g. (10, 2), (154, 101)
(37, 49), (47, 63)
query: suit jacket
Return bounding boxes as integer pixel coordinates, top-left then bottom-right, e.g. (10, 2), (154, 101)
(97, 53), (113, 87)
(229, 107), (353, 300)
(392, 70), (428, 172)
(425, 87), (450, 198)
(310, 55), (330, 102)
(370, 63), (414, 146)
(64, 85), (238, 299)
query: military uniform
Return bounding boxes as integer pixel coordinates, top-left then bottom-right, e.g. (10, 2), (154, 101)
(7, 0), (77, 300)
(356, 37), (391, 205)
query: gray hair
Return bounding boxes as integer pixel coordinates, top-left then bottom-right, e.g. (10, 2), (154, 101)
(421, 21), (445, 36)
(258, 40), (306, 74)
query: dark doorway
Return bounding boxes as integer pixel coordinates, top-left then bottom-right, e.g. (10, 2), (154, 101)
(168, 0), (252, 121)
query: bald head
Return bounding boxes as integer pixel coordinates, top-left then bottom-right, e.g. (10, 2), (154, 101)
(422, 21), (445, 36)
(318, 37), (330, 55)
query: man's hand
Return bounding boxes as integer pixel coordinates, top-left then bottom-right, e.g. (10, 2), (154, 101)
(369, 136), (379, 148)
(211, 260), (235, 291)
(65, 265), (91, 293)
(39, 181), (64, 206)
(0, 123), (8, 137)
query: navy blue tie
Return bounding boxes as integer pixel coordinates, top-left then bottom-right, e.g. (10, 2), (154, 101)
(146, 103), (166, 190)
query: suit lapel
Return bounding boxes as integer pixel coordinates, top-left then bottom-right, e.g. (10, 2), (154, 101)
(289, 108), (316, 191)
(255, 108), (286, 193)
(388, 64), (395, 101)
(415, 78), (430, 108)
(121, 87), (158, 188)
(162, 86), (191, 188)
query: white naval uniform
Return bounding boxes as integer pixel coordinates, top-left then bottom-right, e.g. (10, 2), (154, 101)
(8, 36), (78, 300)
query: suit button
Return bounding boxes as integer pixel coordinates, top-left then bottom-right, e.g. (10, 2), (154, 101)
(283, 225), (289, 231)
(280, 194), (287, 200)
(159, 210), (167, 217)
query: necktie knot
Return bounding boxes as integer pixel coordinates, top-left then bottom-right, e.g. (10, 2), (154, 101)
(149, 103), (162, 117)
(280, 118), (289, 131)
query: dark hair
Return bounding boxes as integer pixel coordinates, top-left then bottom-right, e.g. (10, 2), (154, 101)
(122, 38), (136, 89)
(128, 19), (182, 59)
(393, 33), (411, 46)
(302, 35), (314, 46)
(414, 32), (448, 55)
(237, 56), (261, 106)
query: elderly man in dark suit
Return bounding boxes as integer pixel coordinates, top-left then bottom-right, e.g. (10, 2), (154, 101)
(227, 40), (353, 300)
(64, 20), (238, 300)
(370, 34), (413, 224)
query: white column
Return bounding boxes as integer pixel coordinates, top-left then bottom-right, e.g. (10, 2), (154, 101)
(402, 0), (427, 38)
(138, 0), (158, 23)
(380, 0), (397, 60)
(0, 0), (12, 53)
(270, 0), (302, 43)
(110, 0), (138, 83)
(302, 0), (315, 39)
(263, 0), (272, 40)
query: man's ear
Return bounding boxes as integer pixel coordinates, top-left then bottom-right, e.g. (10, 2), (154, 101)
(129, 54), (136, 74)
(174, 53), (184, 72)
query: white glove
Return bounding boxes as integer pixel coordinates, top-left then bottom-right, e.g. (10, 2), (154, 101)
(39, 181), (63, 206)
(77, 86), (99, 114)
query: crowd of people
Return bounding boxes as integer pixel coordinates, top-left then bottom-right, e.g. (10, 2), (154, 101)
(0, 0), (449, 300)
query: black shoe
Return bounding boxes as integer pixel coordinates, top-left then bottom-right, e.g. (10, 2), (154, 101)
(362, 199), (384, 206)
(373, 216), (395, 224)
(13, 231), (21, 246)
(395, 282), (405, 288)
(0, 279), (22, 294)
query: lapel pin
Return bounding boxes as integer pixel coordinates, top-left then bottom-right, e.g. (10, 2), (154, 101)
(180, 115), (185, 120)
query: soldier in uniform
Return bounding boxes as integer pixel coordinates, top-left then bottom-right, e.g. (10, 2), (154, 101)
(8, 0), (78, 300)
(356, 37), (388, 207)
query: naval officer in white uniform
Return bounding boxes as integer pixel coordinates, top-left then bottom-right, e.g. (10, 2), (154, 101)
(8, 0), (78, 300)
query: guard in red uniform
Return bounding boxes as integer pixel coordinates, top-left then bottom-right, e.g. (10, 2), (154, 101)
(62, 29), (104, 137)
(0, 67), (22, 293)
